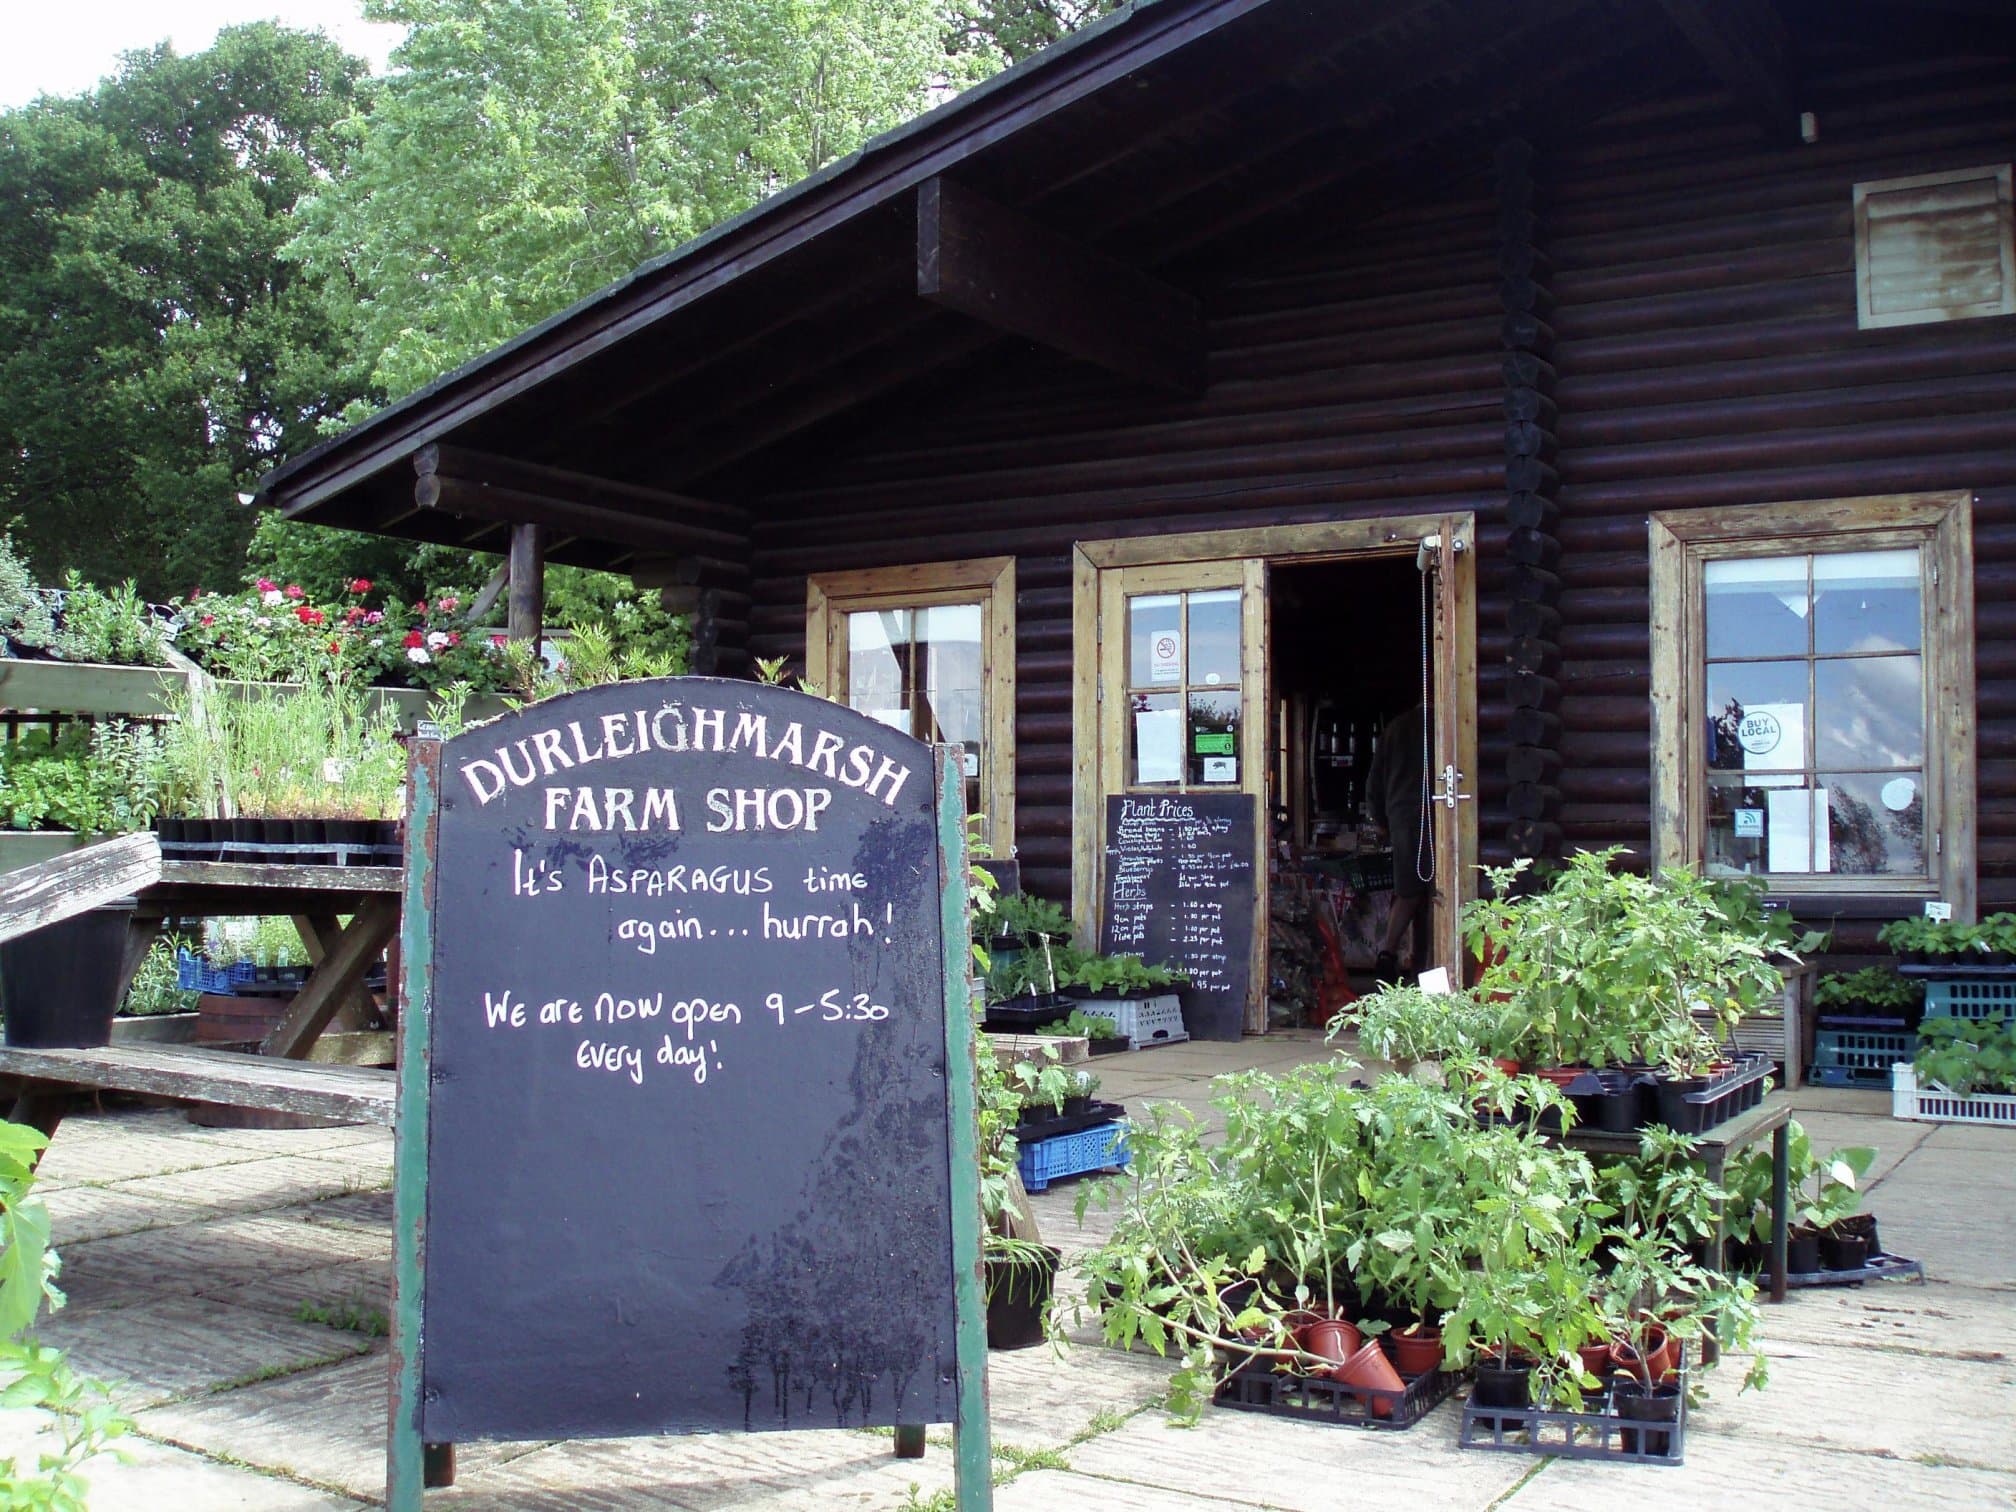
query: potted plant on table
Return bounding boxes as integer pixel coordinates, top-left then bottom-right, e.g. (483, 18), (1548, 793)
(1782, 1122), (1876, 1273)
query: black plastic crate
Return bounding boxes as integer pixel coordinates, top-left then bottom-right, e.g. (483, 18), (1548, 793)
(1458, 1369), (1688, 1466)
(1213, 1356), (1462, 1431)
(1011, 1100), (1126, 1145)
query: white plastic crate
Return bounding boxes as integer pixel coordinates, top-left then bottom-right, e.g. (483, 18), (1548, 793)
(1066, 991), (1188, 1050)
(1892, 1064), (2016, 1127)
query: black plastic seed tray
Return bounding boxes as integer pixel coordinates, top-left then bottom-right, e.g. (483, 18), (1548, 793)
(1214, 1357), (1463, 1432)
(1011, 1100), (1126, 1144)
(1786, 1252), (1926, 1289)
(1459, 1369), (1688, 1466)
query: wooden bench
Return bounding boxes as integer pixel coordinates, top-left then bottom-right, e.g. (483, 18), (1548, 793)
(0, 1043), (395, 1131)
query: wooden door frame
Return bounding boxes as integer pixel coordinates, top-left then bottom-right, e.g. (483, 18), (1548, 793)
(1071, 513), (1478, 1025)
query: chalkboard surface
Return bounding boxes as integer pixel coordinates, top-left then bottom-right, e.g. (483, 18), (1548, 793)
(1099, 794), (1257, 1041)
(421, 679), (957, 1441)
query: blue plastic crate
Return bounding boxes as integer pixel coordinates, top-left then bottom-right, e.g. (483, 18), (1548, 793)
(1925, 979), (2016, 1022)
(1017, 1119), (1130, 1192)
(1811, 1027), (1917, 1071)
(1808, 1063), (1895, 1088)
(174, 949), (257, 994)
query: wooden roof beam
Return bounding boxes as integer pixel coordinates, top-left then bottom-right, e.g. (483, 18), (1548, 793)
(1654, 0), (1800, 142)
(916, 176), (1205, 395)
(412, 452), (747, 559)
(412, 444), (751, 534)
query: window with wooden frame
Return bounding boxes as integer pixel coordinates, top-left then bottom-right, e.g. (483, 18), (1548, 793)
(804, 557), (1016, 851)
(1650, 493), (1975, 913)
(1853, 165), (2016, 330)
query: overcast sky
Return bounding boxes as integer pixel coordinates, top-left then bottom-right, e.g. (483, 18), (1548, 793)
(2, 0), (405, 109)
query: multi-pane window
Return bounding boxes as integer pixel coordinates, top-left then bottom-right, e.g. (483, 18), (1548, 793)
(1650, 493), (1975, 911)
(1702, 550), (1924, 878)
(845, 604), (985, 817)
(1123, 588), (1243, 787)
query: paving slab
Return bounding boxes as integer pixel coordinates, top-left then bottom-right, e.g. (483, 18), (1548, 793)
(296, 1188), (395, 1229)
(39, 1294), (373, 1411)
(191, 1258), (391, 1323)
(57, 1212), (388, 1313)
(176, 1122), (392, 1156)
(35, 1131), (278, 1185)
(134, 1352), (543, 1501)
(110, 1155), (383, 1214)
(1692, 1342), (2016, 1472)
(43, 1184), (207, 1245)
(985, 1337), (1170, 1444)
(1060, 1402), (1532, 1510)
(1921, 1123), (2016, 1153)
(995, 1470), (1264, 1510)
(422, 1418), (957, 1510)
(1507, 1420), (2016, 1511)
(1754, 1278), (2016, 1361)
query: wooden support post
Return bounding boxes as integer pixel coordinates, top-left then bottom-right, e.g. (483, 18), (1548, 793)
(258, 896), (400, 1059)
(293, 913), (381, 1031)
(509, 523), (546, 645)
(936, 747), (993, 1512)
(893, 1424), (927, 1459)
(389, 740), (442, 1512)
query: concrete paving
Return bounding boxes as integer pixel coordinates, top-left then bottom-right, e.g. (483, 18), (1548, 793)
(1, 1031), (2010, 1510)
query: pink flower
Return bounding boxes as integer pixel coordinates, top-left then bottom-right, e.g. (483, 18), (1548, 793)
(348, 579), (372, 594)
(256, 578), (275, 592)
(438, 596), (458, 612)
(364, 610), (384, 625)
(345, 606), (365, 624)
(448, 631), (461, 646)
(284, 584), (305, 600)
(412, 600), (428, 615)
(490, 634), (507, 648)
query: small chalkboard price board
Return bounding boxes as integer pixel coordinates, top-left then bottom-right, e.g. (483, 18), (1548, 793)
(390, 679), (990, 1507)
(1099, 793), (1257, 1041)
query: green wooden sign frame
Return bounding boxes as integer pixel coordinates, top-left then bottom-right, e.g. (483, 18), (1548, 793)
(387, 738), (992, 1508)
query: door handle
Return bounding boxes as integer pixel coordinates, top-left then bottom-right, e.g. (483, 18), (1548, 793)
(1437, 764), (1473, 810)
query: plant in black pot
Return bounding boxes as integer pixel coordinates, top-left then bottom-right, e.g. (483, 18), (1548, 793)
(1814, 966), (1923, 1026)
(1784, 1122), (1876, 1274)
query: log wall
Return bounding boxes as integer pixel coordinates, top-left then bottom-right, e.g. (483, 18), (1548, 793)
(748, 57), (2016, 928)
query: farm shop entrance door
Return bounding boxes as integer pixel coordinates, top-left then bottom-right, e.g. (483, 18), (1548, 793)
(1072, 516), (1477, 1031)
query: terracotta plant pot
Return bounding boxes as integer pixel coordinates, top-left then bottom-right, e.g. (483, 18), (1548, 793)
(1335, 1339), (1406, 1418)
(1609, 1323), (1676, 1384)
(1293, 1317), (1362, 1375)
(1384, 1323), (1444, 1377)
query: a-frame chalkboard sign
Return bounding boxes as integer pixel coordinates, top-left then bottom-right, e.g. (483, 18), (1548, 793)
(390, 679), (991, 1508)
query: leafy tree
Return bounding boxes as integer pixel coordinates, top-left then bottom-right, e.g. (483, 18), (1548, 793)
(955, 0), (1126, 66)
(0, 25), (368, 599)
(287, 0), (1005, 411)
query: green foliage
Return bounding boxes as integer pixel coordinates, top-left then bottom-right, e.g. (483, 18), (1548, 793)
(1914, 1016), (2016, 1097)
(1341, 982), (1511, 1066)
(0, 539), (54, 653)
(950, 0), (1127, 65)
(1464, 850), (1786, 1075)
(49, 575), (172, 667)
(0, 25), (368, 597)
(1813, 967), (1921, 1013)
(0, 723), (163, 834)
(294, 1296), (389, 1337)
(1065, 953), (1186, 996)
(987, 891), (1073, 943)
(1875, 914), (2016, 959)
(1035, 1008), (1123, 1041)
(287, 0), (996, 411)
(0, 1121), (129, 1504)
(156, 681), (406, 821)
(120, 936), (200, 1018)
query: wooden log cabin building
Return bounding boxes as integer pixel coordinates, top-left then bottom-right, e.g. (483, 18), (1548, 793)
(261, 0), (2016, 1036)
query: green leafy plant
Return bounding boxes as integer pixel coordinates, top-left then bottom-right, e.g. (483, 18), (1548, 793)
(0, 1120), (129, 1504)
(119, 936), (200, 1018)
(1065, 953), (1187, 997)
(987, 891), (1073, 944)
(1465, 850), (1785, 1075)
(1339, 982), (1510, 1068)
(1786, 1123), (1875, 1232)
(1914, 1016), (2016, 1097)
(0, 536), (54, 653)
(1035, 1008), (1123, 1041)
(1813, 968), (1921, 1014)
(49, 574), (172, 667)
(0, 723), (163, 834)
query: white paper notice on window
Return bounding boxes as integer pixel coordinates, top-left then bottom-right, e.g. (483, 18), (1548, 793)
(1135, 708), (1184, 783)
(1765, 787), (1831, 873)
(1150, 631), (1183, 684)
(1202, 756), (1236, 784)
(1739, 701), (1804, 776)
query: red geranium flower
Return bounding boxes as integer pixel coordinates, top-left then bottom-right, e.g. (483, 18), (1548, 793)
(327, 641), (341, 654)
(284, 584), (305, 600)
(403, 630), (424, 649)
(490, 634), (507, 647)
(412, 600), (428, 615)
(345, 606), (366, 624)
(295, 605), (325, 626)
(348, 578), (372, 594)
(255, 578), (276, 592)
(448, 631), (461, 646)
(199, 614), (216, 627)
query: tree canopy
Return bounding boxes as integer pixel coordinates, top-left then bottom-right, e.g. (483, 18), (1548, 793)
(0, 24), (367, 599)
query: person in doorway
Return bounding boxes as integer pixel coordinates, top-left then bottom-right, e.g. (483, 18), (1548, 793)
(1365, 702), (1431, 981)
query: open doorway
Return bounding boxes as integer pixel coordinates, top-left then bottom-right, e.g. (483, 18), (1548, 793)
(1267, 555), (1434, 1027)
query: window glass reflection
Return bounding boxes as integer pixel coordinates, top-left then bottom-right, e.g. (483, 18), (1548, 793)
(1705, 556), (1808, 660)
